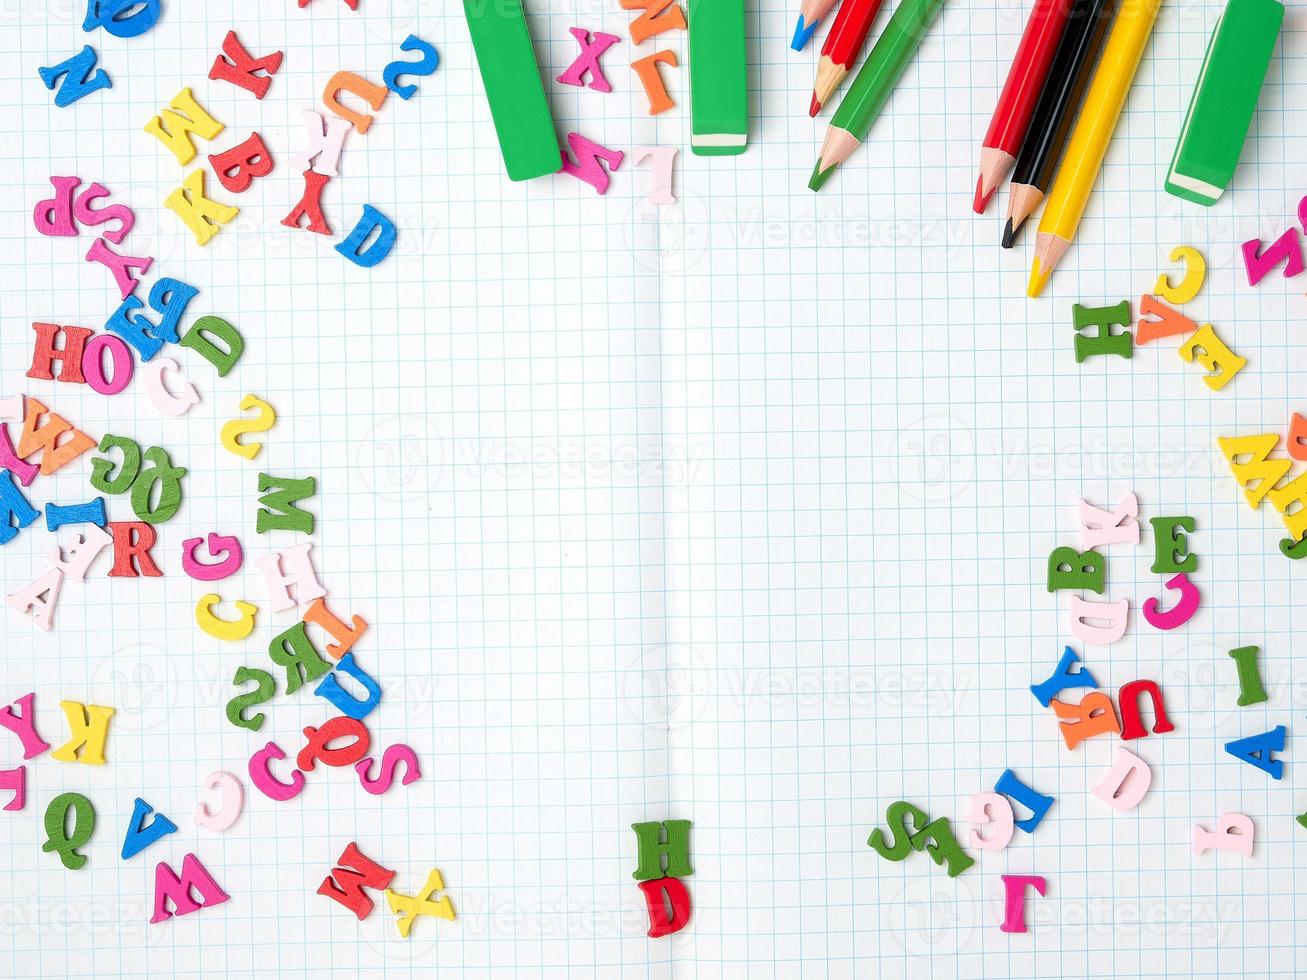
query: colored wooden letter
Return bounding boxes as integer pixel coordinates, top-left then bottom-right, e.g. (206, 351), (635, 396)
(144, 88), (224, 165)
(999, 874), (1046, 933)
(1141, 573), (1200, 631)
(194, 771), (244, 832)
(1193, 813), (1254, 856)
(631, 819), (693, 880)
(557, 28), (619, 92)
(962, 792), (1013, 851)
(385, 869), (455, 937)
(637, 876), (691, 937)
(1078, 492), (1140, 547)
(318, 842), (396, 919)
(51, 700), (114, 765)
(43, 792), (95, 869)
(121, 797), (178, 859)
(208, 31), (283, 99)
(164, 169), (239, 246)
(1091, 746), (1152, 811)
(151, 854), (229, 922)
(1049, 691), (1121, 749)
(1118, 680), (1175, 739)
(1227, 645), (1268, 706)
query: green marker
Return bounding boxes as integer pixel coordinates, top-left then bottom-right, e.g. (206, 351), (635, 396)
(809, 0), (947, 190)
(1165, 0), (1283, 206)
(688, 0), (748, 155)
(464, 0), (561, 181)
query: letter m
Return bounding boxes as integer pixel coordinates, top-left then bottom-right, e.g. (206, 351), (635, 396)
(317, 842), (395, 920)
(256, 474), (316, 534)
(151, 853), (230, 923)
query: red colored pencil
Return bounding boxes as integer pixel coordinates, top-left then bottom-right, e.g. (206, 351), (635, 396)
(973, 0), (1075, 213)
(809, 0), (887, 116)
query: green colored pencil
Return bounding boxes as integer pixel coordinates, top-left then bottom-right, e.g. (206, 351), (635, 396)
(809, 0), (947, 189)
(464, 0), (561, 181)
(689, 0), (748, 155)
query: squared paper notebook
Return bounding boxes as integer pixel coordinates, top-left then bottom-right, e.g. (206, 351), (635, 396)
(1, 2), (1305, 978)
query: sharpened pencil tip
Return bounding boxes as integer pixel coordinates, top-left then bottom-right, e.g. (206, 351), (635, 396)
(1001, 219), (1017, 250)
(972, 175), (994, 214)
(792, 15), (819, 51)
(1027, 258), (1051, 299)
(809, 159), (836, 191)
(808, 93), (821, 117)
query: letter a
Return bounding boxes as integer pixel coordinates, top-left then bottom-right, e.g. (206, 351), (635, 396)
(1224, 725), (1286, 780)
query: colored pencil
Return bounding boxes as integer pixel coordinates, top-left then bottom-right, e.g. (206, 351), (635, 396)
(1165, 0), (1283, 206)
(793, 0), (841, 51)
(689, 0), (748, 155)
(463, 0), (560, 181)
(973, 0), (1076, 213)
(1027, 0), (1163, 297)
(1002, 0), (1117, 246)
(809, 0), (948, 191)
(810, 0), (887, 116)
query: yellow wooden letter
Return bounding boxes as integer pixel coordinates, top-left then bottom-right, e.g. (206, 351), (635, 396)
(196, 594), (258, 641)
(51, 701), (115, 765)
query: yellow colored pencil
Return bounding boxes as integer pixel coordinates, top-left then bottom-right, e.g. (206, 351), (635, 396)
(1027, 0), (1163, 297)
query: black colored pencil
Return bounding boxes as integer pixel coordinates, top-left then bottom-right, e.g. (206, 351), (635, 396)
(1002, 0), (1118, 248)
